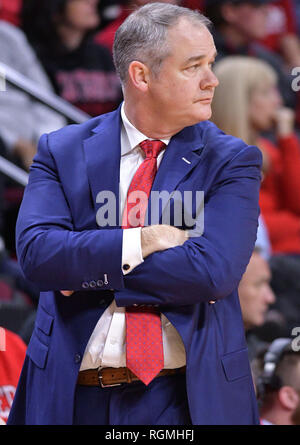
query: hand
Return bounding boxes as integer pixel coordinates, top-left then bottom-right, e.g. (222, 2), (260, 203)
(13, 139), (37, 171)
(141, 224), (189, 258)
(274, 107), (295, 137)
(60, 290), (74, 296)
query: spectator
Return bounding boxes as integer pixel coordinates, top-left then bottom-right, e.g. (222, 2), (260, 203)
(95, 1), (182, 54)
(211, 56), (300, 257)
(252, 338), (300, 425)
(0, 328), (26, 424)
(238, 250), (275, 330)
(237, 249), (276, 359)
(0, 19), (66, 171)
(211, 55), (300, 336)
(21, 0), (122, 117)
(259, 0), (300, 69)
(203, 0), (296, 109)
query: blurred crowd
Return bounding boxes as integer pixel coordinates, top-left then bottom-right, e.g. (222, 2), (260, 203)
(0, 0), (300, 425)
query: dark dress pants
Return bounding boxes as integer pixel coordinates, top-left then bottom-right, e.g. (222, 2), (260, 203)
(73, 373), (191, 425)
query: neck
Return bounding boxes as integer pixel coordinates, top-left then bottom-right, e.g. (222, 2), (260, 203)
(124, 98), (183, 140)
(221, 25), (249, 49)
(261, 407), (294, 425)
(57, 25), (85, 50)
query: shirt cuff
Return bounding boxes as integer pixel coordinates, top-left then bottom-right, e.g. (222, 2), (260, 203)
(122, 227), (144, 275)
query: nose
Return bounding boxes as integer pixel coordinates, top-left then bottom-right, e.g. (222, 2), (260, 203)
(200, 68), (219, 90)
(264, 284), (276, 305)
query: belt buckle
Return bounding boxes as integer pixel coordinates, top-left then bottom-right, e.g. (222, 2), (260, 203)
(97, 367), (122, 388)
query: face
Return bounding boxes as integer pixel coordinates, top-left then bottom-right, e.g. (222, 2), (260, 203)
(223, 4), (269, 40)
(63, 0), (100, 30)
(147, 19), (219, 131)
(248, 81), (282, 132)
(238, 252), (275, 330)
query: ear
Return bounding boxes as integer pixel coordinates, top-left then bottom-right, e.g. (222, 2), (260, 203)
(279, 386), (300, 410)
(128, 61), (150, 92)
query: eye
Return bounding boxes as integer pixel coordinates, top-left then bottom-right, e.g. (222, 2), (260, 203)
(185, 64), (200, 72)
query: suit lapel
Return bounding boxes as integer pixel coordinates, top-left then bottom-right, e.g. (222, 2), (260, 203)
(83, 109), (206, 229)
(83, 109), (122, 228)
(148, 125), (205, 224)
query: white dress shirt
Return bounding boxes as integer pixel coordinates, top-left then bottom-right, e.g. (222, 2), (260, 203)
(80, 103), (186, 371)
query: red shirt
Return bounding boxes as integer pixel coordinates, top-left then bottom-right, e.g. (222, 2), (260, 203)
(0, 0), (22, 27)
(259, 0), (297, 52)
(0, 329), (26, 423)
(259, 134), (300, 254)
(95, 7), (132, 54)
(182, 0), (204, 10)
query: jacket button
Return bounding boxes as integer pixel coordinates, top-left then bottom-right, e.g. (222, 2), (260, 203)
(97, 280), (104, 287)
(82, 282), (89, 289)
(89, 281), (96, 288)
(74, 353), (81, 364)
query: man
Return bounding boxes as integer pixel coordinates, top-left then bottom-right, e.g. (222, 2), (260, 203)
(238, 248), (276, 361)
(203, 0), (296, 110)
(8, 3), (262, 425)
(252, 339), (300, 425)
(238, 249), (276, 332)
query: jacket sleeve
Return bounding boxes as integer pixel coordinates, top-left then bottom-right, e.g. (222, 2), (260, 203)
(116, 144), (263, 307)
(16, 133), (124, 291)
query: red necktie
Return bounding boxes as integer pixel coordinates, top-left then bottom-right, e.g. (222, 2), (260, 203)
(123, 139), (165, 385)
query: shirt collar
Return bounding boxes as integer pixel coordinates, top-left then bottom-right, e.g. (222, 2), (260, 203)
(120, 102), (170, 156)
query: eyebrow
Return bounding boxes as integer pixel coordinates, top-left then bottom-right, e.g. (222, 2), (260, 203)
(185, 51), (218, 65)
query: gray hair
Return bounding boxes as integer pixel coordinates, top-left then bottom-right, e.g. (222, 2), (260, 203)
(113, 2), (211, 85)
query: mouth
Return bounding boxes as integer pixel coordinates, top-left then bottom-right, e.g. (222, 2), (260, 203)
(195, 97), (213, 104)
(199, 98), (213, 103)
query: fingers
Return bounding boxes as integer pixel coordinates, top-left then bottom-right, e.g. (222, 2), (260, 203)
(60, 290), (74, 296)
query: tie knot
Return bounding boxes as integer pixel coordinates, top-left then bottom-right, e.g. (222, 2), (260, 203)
(140, 139), (165, 159)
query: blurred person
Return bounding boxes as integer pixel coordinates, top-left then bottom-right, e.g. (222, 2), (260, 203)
(253, 338), (300, 425)
(259, 0), (300, 69)
(8, 3), (262, 425)
(238, 248), (276, 360)
(204, 0), (296, 109)
(211, 56), (300, 257)
(0, 19), (66, 171)
(21, 0), (122, 117)
(0, 328), (26, 424)
(238, 249), (275, 331)
(95, 0), (182, 53)
(211, 55), (300, 337)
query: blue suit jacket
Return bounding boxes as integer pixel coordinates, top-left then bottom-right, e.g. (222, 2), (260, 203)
(8, 106), (262, 425)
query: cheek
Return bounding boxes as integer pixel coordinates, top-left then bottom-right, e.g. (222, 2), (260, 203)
(249, 97), (272, 126)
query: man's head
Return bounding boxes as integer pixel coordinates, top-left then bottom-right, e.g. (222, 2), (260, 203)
(238, 249), (275, 330)
(204, 0), (271, 41)
(254, 340), (300, 425)
(113, 3), (219, 137)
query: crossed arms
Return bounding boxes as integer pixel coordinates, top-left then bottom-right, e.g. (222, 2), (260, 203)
(16, 133), (262, 306)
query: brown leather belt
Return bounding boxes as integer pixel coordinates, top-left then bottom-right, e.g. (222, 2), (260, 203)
(77, 366), (186, 388)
